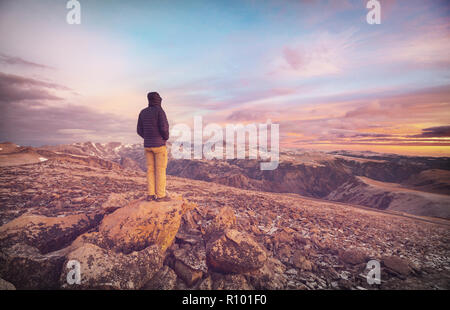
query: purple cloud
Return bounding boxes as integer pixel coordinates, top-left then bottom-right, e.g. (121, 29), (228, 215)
(0, 72), (70, 102)
(0, 53), (53, 69)
(413, 126), (450, 138)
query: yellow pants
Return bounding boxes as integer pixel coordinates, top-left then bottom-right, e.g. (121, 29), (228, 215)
(144, 145), (168, 198)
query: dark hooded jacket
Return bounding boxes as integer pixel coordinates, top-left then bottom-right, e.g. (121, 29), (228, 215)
(137, 92), (169, 147)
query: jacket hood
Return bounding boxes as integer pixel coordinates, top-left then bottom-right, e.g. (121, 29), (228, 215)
(147, 92), (162, 106)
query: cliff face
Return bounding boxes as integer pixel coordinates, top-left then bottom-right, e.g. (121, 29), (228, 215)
(402, 169), (450, 195)
(0, 150), (449, 290)
(167, 158), (357, 198)
(326, 177), (450, 218)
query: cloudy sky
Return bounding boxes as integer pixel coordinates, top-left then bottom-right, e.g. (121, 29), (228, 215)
(0, 0), (449, 156)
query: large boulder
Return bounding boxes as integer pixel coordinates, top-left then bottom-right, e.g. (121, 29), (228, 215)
(206, 229), (267, 274)
(98, 197), (195, 254)
(60, 243), (163, 289)
(0, 213), (102, 254)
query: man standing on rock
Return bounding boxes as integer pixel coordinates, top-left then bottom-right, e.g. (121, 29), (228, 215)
(137, 92), (170, 202)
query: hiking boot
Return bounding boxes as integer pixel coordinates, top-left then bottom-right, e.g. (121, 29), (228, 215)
(146, 195), (157, 201)
(156, 195), (171, 202)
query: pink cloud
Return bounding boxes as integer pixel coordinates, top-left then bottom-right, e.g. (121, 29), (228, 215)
(270, 29), (358, 78)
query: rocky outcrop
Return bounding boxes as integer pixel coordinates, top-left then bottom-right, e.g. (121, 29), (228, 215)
(97, 196), (195, 254)
(0, 204), (102, 289)
(0, 194), (197, 290)
(56, 197), (196, 289)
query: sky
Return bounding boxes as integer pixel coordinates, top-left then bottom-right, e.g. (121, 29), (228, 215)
(0, 0), (449, 156)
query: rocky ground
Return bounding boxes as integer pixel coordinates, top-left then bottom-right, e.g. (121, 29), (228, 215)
(0, 158), (449, 290)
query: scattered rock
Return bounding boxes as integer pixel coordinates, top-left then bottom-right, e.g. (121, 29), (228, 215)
(212, 274), (253, 290)
(173, 245), (208, 273)
(382, 256), (412, 276)
(173, 260), (203, 287)
(205, 206), (236, 237)
(175, 232), (203, 245)
(273, 229), (295, 245)
(291, 250), (313, 271)
(339, 249), (368, 265)
(206, 229), (267, 274)
(277, 244), (292, 263)
(143, 266), (177, 290)
(198, 276), (213, 290)
(182, 210), (200, 232)
(286, 268), (298, 275)
(246, 257), (287, 290)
